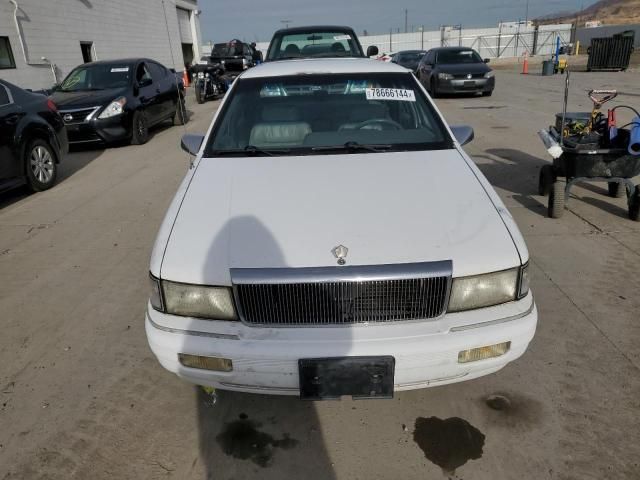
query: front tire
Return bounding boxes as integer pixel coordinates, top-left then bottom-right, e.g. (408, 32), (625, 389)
(482, 90), (493, 97)
(548, 178), (566, 218)
(195, 85), (205, 104)
(608, 181), (626, 198)
(131, 111), (149, 145)
(173, 98), (187, 125)
(25, 139), (57, 192)
(629, 186), (640, 221)
(430, 78), (438, 98)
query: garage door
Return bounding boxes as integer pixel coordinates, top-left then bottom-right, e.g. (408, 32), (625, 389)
(176, 8), (192, 43)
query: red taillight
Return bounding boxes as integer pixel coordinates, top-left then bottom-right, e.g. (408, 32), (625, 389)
(47, 98), (57, 112)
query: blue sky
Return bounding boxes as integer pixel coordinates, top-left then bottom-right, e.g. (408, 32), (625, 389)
(198, 0), (592, 43)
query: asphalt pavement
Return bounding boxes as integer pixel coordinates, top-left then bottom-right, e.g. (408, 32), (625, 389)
(1, 68), (639, 480)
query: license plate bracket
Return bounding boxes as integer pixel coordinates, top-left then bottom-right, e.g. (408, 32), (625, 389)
(299, 356), (395, 400)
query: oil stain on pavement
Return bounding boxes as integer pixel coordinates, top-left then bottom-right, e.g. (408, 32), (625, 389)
(413, 416), (485, 478)
(216, 413), (299, 467)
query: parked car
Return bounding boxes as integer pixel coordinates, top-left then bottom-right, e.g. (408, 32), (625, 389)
(50, 58), (187, 146)
(146, 58), (537, 399)
(392, 50), (427, 73)
(417, 47), (495, 97)
(0, 79), (68, 193)
(265, 25), (378, 61)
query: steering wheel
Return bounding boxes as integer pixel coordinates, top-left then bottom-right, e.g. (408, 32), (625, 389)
(355, 118), (403, 131)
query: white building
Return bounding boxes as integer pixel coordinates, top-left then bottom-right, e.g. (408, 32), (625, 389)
(0, 0), (202, 90)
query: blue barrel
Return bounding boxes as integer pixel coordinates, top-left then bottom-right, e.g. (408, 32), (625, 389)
(629, 116), (640, 155)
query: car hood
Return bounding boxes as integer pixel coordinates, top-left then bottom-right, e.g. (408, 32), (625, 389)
(437, 63), (490, 75)
(51, 87), (128, 109)
(160, 150), (520, 285)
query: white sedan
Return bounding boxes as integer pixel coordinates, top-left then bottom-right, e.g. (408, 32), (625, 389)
(146, 58), (536, 399)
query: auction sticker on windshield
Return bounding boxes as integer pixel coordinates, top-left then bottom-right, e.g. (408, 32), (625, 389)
(333, 35), (351, 41)
(365, 88), (416, 101)
(111, 67), (129, 72)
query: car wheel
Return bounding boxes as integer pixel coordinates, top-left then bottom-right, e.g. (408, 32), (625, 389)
(538, 165), (555, 196)
(608, 181), (626, 198)
(482, 90), (493, 97)
(548, 178), (566, 218)
(628, 186), (640, 221)
(25, 139), (58, 192)
(430, 78), (438, 98)
(173, 99), (188, 126)
(131, 111), (149, 145)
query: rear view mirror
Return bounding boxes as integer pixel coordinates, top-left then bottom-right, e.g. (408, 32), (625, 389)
(450, 125), (474, 146)
(139, 77), (152, 88)
(367, 46), (379, 57)
(181, 133), (204, 155)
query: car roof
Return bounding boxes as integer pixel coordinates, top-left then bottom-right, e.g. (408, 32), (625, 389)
(77, 58), (151, 67)
(272, 25), (357, 35)
(430, 47), (475, 52)
(397, 50), (427, 54)
(241, 58), (410, 79)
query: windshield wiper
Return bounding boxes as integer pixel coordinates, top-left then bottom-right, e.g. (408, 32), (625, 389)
(312, 141), (392, 153)
(211, 145), (292, 157)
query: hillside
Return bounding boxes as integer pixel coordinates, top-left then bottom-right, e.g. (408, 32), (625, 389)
(536, 0), (640, 26)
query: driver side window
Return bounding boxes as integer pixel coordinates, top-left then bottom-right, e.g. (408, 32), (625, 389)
(136, 63), (152, 85)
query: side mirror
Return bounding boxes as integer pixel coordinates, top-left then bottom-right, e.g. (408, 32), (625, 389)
(484, 58), (490, 63)
(366, 45), (379, 57)
(180, 133), (204, 155)
(450, 125), (474, 146)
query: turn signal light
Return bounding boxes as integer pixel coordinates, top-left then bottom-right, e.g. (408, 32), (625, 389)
(458, 342), (511, 363)
(178, 354), (233, 372)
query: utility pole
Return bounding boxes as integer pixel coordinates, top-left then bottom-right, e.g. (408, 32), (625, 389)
(525, 0), (529, 24)
(405, 9), (408, 33)
(281, 19), (292, 29)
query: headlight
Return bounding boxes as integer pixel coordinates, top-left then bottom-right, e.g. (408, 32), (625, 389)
(205, 72), (210, 78)
(448, 268), (520, 312)
(162, 280), (237, 320)
(198, 72), (205, 78)
(98, 96), (126, 119)
(438, 72), (454, 80)
(484, 70), (495, 78)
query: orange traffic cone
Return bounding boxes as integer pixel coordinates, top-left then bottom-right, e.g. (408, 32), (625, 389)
(521, 54), (529, 75)
(182, 68), (190, 87)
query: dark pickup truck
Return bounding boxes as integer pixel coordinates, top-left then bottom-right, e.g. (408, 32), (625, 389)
(209, 40), (260, 72)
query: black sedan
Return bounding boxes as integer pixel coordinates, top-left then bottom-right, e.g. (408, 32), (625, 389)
(392, 50), (427, 74)
(0, 80), (68, 193)
(50, 58), (187, 146)
(417, 47), (494, 97)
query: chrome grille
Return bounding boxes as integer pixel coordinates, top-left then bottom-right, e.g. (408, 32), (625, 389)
(232, 262), (451, 326)
(60, 107), (99, 124)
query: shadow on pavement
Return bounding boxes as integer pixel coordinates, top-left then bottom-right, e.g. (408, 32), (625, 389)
(196, 388), (336, 480)
(474, 148), (549, 215)
(59, 145), (105, 182)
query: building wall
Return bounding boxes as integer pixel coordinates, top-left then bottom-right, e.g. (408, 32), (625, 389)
(0, 0), (201, 90)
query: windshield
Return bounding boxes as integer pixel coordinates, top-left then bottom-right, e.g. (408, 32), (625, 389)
(398, 52), (425, 63)
(59, 64), (132, 91)
(206, 73), (451, 156)
(436, 50), (483, 64)
(212, 42), (244, 57)
(267, 31), (362, 60)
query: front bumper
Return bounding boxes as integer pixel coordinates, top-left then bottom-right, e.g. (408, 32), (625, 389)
(65, 113), (132, 144)
(437, 76), (495, 94)
(145, 292), (537, 396)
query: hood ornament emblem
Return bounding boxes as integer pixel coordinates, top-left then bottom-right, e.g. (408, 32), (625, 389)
(331, 245), (348, 265)
(466, 73), (472, 79)
(63, 114), (73, 123)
